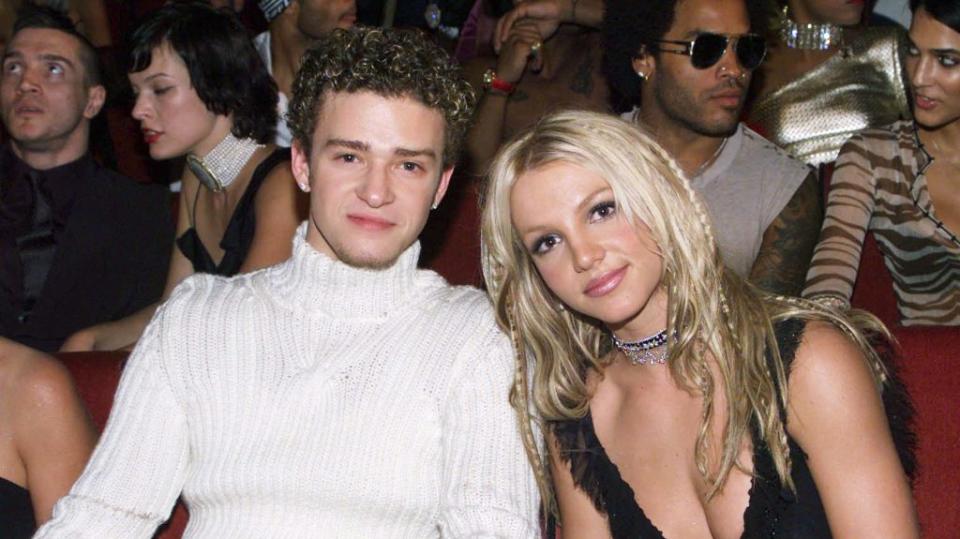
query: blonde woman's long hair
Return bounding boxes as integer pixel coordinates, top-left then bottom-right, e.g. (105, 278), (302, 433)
(480, 110), (892, 516)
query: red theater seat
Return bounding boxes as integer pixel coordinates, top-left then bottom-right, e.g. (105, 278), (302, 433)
(59, 352), (189, 539)
(848, 234), (960, 537)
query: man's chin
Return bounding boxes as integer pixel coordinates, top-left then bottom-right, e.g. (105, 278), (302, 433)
(691, 115), (739, 138)
(337, 248), (405, 271)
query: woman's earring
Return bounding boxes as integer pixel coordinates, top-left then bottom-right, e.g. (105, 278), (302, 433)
(636, 71), (648, 82)
(298, 182), (310, 193)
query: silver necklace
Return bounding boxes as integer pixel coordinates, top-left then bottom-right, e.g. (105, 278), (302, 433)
(612, 329), (669, 366)
(186, 132), (263, 193)
(779, 6), (843, 51)
(693, 137), (728, 179)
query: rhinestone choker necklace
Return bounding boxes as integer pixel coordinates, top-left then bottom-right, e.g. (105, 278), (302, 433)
(779, 6), (843, 50)
(612, 329), (669, 366)
(186, 132), (264, 193)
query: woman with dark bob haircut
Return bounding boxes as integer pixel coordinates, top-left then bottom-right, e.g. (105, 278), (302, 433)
(62, 2), (307, 352)
(803, 0), (960, 326)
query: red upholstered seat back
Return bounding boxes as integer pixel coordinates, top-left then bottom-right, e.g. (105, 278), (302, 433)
(847, 235), (960, 537)
(58, 352), (189, 539)
(420, 177), (484, 287)
(821, 157), (959, 536)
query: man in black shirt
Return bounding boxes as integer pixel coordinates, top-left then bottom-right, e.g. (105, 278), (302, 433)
(0, 5), (171, 352)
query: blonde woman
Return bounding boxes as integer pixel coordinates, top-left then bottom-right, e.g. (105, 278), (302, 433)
(481, 110), (917, 538)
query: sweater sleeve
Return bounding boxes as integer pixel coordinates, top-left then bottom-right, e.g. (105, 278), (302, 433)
(35, 302), (189, 538)
(802, 132), (881, 306)
(437, 324), (540, 538)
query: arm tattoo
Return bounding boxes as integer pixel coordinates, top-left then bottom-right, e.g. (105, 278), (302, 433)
(509, 89), (530, 102)
(749, 171), (824, 296)
(569, 54), (594, 96)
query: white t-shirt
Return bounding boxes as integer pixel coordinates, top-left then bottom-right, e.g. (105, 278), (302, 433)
(254, 31), (293, 147)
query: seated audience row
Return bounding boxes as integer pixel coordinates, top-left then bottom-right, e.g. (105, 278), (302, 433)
(0, 0), (954, 535)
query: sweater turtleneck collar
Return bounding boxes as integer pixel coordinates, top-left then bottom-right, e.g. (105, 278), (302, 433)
(271, 222), (422, 320)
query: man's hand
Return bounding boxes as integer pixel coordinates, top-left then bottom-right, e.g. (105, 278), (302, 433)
(494, 0), (570, 54)
(496, 19), (545, 82)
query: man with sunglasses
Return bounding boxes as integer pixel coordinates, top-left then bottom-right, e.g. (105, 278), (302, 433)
(605, 0), (822, 297)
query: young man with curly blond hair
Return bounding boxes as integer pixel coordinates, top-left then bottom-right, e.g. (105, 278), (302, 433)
(37, 27), (539, 537)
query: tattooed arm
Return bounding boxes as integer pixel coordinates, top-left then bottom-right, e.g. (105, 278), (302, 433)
(749, 171), (823, 296)
(464, 20), (539, 177)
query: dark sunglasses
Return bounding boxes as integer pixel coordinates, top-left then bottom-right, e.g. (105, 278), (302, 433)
(651, 33), (767, 70)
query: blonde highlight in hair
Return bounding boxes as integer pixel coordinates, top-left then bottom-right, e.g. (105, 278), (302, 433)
(481, 110), (891, 513)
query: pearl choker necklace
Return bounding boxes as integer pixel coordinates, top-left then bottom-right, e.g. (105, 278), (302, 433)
(612, 329), (669, 366)
(779, 6), (843, 51)
(186, 132), (264, 193)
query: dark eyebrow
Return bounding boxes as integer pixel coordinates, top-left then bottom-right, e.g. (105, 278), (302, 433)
(325, 138), (370, 152)
(932, 48), (960, 55)
(39, 53), (75, 70)
(395, 147), (437, 160)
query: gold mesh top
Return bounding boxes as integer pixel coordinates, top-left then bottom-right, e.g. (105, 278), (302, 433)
(749, 26), (911, 167)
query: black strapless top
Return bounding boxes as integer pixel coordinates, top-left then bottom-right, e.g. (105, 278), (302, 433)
(552, 319), (916, 538)
(0, 476), (36, 538)
(177, 147), (290, 276)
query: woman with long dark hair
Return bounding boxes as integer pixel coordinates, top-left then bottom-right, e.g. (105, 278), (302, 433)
(804, 0), (960, 326)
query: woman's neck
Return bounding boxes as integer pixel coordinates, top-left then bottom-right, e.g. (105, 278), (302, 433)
(919, 120), (960, 162)
(608, 288), (669, 342)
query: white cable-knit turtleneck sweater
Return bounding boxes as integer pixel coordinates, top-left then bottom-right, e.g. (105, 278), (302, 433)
(37, 226), (539, 538)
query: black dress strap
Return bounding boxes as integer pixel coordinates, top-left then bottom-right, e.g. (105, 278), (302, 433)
(742, 318), (831, 539)
(552, 415), (666, 538)
(0, 476), (36, 539)
(177, 147), (291, 276)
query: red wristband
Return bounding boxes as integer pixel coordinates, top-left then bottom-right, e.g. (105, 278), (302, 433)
(482, 69), (516, 95)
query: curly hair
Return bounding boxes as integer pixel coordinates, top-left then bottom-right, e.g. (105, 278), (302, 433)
(128, 1), (278, 144)
(603, 0), (772, 105)
(481, 110), (895, 515)
(287, 27), (477, 168)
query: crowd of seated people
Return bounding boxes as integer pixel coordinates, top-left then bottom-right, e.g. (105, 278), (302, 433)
(61, 2), (305, 352)
(0, 0), (956, 536)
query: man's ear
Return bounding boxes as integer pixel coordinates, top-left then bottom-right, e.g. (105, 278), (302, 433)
(631, 44), (655, 81)
(291, 139), (312, 193)
(431, 166), (455, 209)
(83, 85), (106, 119)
